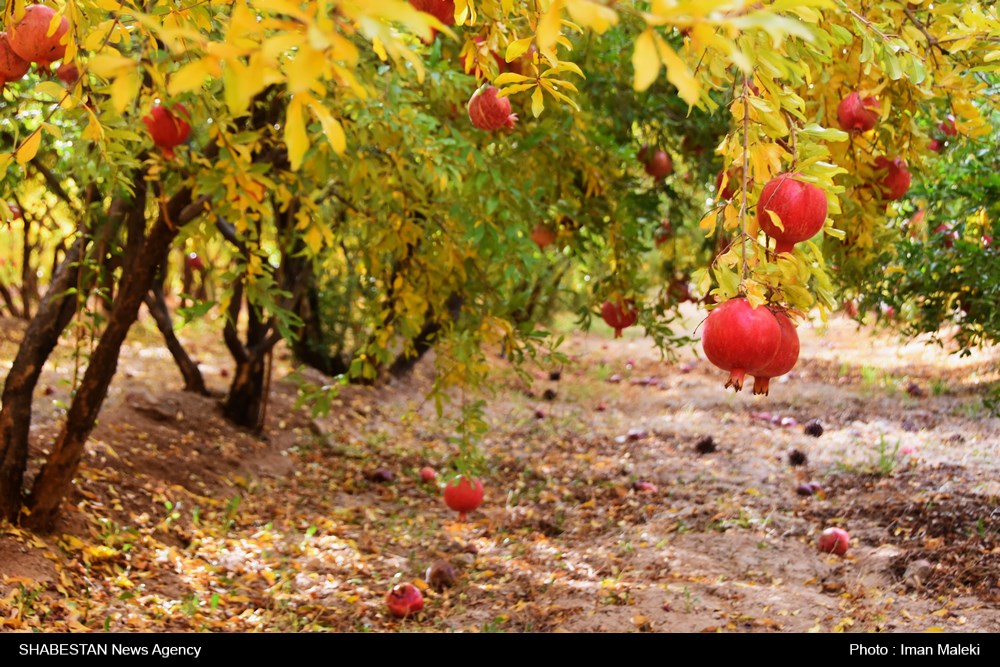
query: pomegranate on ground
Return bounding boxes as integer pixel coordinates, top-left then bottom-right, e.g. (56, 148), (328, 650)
(8, 5), (70, 67)
(467, 85), (518, 131)
(701, 297), (782, 392)
(419, 466), (436, 483)
(751, 310), (800, 396)
(385, 583), (424, 618)
(837, 91), (880, 132)
(0, 33), (29, 88)
(601, 300), (638, 338)
(443, 476), (484, 521)
(143, 104), (192, 159)
(874, 156), (911, 201)
(818, 527), (850, 556)
(756, 173), (828, 254)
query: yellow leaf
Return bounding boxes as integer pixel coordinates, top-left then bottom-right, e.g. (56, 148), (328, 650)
(223, 58), (266, 116)
(110, 69), (139, 114)
(307, 101), (346, 154)
(288, 46), (327, 94)
(655, 36), (700, 105)
(494, 72), (531, 86)
(632, 30), (660, 92)
(169, 58), (218, 96)
(82, 109), (104, 142)
(506, 37), (533, 63)
(285, 96), (309, 170)
(565, 0), (619, 34)
(531, 85), (545, 117)
(34, 81), (68, 101)
(766, 209), (784, 232)
(15, 130), (42, 167)
(537, 0), (564, 54)
(304, 224), (323, 254)
(87, 53), (135, 78)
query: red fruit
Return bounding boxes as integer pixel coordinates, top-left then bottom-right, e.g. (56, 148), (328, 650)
(8, 5), (70, 68)
(409, 0), (454, 42)
(8, 203), (22, 220)
(601, 300), (638, 338)
(634, 481), (658, 493)
(842, 299), (858, 318)
(56, 62), (79, 86)
(933, 223), (958, 248)
(641, 148), (673, 181)
(443, 476), (484, 521)
(143, 103), (192, 159)
(531, 223), (556, 249)
(701, 297), (782, 392)
(751, 311), (799, 396)
(928, 138), (943, 153)
(385, 583), (424, 618)
(756, 173), (828, 254)
(0, 33), (29, 88)
(715, 167), (746, 200)
(467, 85), (518, 132)
(836, 92), (880, 133)
(654, 219), (672, 247)
(185, 252), (203, 271)
(420, 467), (437, 483)
(939, 114), (957, 136)
(874, 156), (911, 201)
(817, 527), (850, 556)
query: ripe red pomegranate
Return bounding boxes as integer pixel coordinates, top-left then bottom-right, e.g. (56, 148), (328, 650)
(185, 252), (204, 271)
(756, 173), (828, 254)
(55, 62), (79, 86)
(701, 297), (782, 391)
(385, 583), (424, 618)
(467, 85), (518, 132)
(419, 466), (437, 483)
(873, 156), (911, 201)
(409, 0), (454, 42)
(939, 114), (957, 136)
(817, 527), (850, 556)
(530, 223), (556, 249)
(836, 91), (879, 132)
(443, 476), (484, 521)
(8, 5), (70, 67)
(928, 138), (944, 153)
(638, 146), (672, 181)
(0, 33), (29, 88)
(715, 167), (746, 200)
(601, 300), (638, 338)
(751, 311), (799, 396)
(143, 103), (192, 159)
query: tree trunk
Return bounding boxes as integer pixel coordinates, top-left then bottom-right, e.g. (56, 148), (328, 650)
(0, 236), (86, 521)
(144, 282), (209, 395)
(222, 352), (267, 429)
(25, 191), (205, 532)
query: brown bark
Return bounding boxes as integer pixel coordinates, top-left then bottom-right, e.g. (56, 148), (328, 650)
(144, 281), (209, 395)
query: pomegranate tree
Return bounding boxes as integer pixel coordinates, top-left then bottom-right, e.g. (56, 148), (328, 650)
(756, 172), (828, 254)
(874, 156), (911, 201)
(467, 85), (518, 132)
(385, 583), (424, 618)
(836, 91), (880, 132)
(443, 476), (484, 521)
(143, 103), (192, 159)
(8, 5), (70, 68)
(751, 311), (799, 396)
(701, 297), (782, 391)
(0, 33), (29, 88)
(601, 300), (637, 338)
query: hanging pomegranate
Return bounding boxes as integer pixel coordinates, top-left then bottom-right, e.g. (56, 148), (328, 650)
(0, 33), (29, 88)
(715, 167), (747, 200)
(756, 173), (828, 254)
(751, 311), (800, 396)
(55, 62), (79, 86)
(443, 476), (484, 521)
(530, 223), (556, 249)
(408, 0), (455, 42)
(601, 300), (638, 338)
(701, 297), (782, 391)
(467, 85), (518, 132)
(8, 5), (70, 68)
(143, 103), (192, 159)
(873, 156), (911, 201)
(836, 91), (880, 133)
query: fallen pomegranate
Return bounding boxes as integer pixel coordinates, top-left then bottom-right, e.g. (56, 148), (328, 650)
(601, 300), (638, 338)
(419, 466), (437, 483)
(751, 310), (799, 396)
(467, 85), (518, 131)
(638, 145), (672, 181)
(756, 173), (828, 254)
(939, 114), (957, 136)
(385, 583), (424, 618)
(8, 5), (70, 67)
(143, 103), (192, 159)
(530, 223), (556, 249)
(701, 297), (782, 391)
(817, 527), (850, 556)
(874, 156), (911, 201)
(443, 476), (484, 521)
(0, 33), (29, 88)
(836, 91), (880, 132)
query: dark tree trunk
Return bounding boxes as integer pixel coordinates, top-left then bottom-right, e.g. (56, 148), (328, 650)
(222, 353), (268, 428)
(144, 281), (208, 395)
(25, 191), (206, 532)
(19, 214), (36, 319)
(0, 236), (86, 521)
(290, 264), (349, 377)
(0, 283), (19, 318)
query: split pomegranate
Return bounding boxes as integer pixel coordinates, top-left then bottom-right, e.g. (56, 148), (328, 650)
(385, 583), (424, 618)
(817, 527), (850, 556)
(143, 103), (192, 159)
(751, 311), (800, 396)
(836, 91), (880, 132)
(443, 476), (484, 521)
(939, 114), (957, 136)
(874, 156), (911, 201)
(8, 5), (70, 68)
(0, 33), (29, 88)
(467, 85), (518, 132)
(530, 223), (556, 249)
(601, 300), (638, 338)
(701, 297), (782, 392)
(756, 172), (828, 254)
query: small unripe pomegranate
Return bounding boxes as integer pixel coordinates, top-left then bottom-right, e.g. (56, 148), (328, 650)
(530, 223), (556, 249)
(0, 33), (29, 88)
(8, 5), (70, 68)
(756, 173), (828, 254)
(143, 103), (192, 159)
(751, 311), (800, 396)
(939, 114), (957, 136)
(385, 583), (424, 618)
(443, 476), (484, 521)
(601, 300), (638, 338)
(468, 85), (518, 131)
(818, 527), (850, 556)
(701, 297), (782, 392)
(419, 466), (437, 483)
(874, 156), (911, 201)
(837, 92), (880, 132)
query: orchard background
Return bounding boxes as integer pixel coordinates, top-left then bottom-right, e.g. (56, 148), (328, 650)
(0, 0), (998, 632)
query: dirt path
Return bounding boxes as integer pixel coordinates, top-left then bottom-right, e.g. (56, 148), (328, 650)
(1, 310), (997, 632)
